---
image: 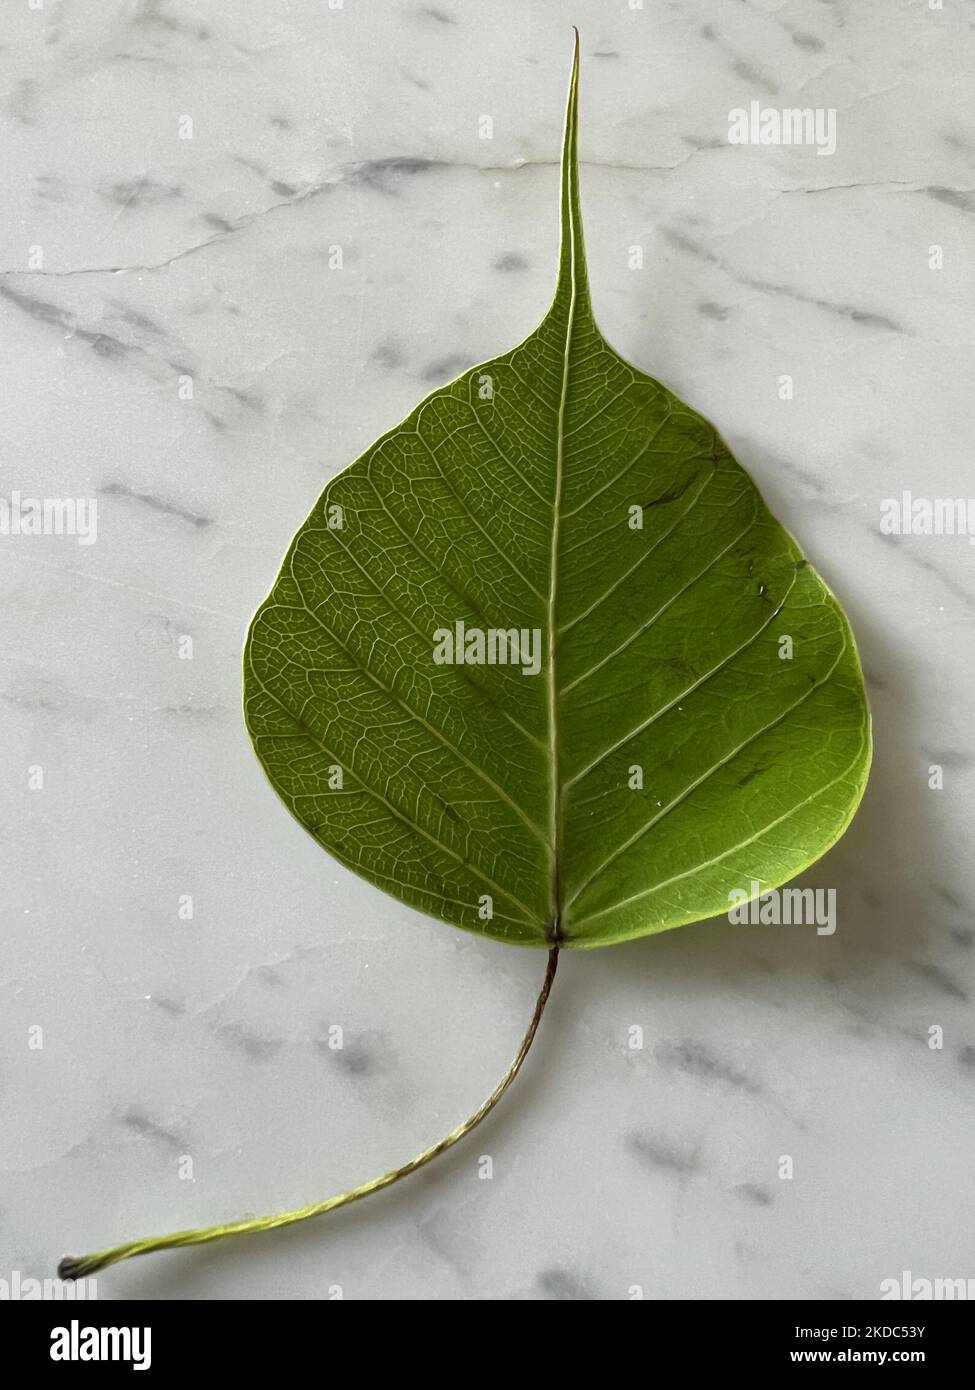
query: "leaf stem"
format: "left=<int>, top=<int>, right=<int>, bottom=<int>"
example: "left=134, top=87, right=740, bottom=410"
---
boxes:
left=58, top=947, right=559, bottom=1281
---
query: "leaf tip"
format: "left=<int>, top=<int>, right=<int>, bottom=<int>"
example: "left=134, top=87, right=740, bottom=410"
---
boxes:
left=555, top=22, right=588, bottom=308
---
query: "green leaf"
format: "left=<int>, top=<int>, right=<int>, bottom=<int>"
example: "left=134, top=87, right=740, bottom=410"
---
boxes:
left=243, top=34, right=871, bottom=950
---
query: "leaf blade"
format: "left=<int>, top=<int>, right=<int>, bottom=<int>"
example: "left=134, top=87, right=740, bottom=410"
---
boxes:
left=244, top=34, right=870, bottom=949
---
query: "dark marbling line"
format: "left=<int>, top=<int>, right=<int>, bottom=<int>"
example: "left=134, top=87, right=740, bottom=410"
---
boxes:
left=656, top=1039, right=762, bottom=1093
left=99, top=482, right=215, bottom=529
left=627, top=1132, right=700, bottom=1175
left=659, top=227, right=910, bottom=335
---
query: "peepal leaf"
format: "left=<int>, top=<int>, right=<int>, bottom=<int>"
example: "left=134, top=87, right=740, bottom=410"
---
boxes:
left=243, top=40, right=870, bottom=949
left=59, top=34, right=872, bottom=1286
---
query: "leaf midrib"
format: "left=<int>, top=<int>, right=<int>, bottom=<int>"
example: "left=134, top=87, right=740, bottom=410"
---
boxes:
left=547, top=51, right=585, bottom=942
left=547, top=296, right=571, bottom=942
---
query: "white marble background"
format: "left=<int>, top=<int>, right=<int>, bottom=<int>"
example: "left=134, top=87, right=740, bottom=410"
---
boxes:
left=1, top=0, right=973, bottom=1301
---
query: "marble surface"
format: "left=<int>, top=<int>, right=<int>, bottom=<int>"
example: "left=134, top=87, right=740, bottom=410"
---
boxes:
left=2, top=0, right=974, bottom=1302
